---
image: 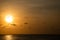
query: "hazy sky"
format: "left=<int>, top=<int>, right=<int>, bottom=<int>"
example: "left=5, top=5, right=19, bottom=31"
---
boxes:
left=0, top=0, right=60, bottom=34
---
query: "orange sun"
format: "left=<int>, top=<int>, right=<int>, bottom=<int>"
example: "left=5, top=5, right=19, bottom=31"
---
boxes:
left=5, top=14, right=13, bottom=24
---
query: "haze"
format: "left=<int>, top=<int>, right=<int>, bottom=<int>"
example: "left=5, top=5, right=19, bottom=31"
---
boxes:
left=0, top=0, right=60, bottom=34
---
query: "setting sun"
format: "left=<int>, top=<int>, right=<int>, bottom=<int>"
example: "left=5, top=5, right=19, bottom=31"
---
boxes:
left=5, top=14, right=13, bottom=23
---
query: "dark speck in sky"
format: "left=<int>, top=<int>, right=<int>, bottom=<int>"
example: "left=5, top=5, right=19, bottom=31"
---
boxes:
left=24, top=22, right=28, bottom=24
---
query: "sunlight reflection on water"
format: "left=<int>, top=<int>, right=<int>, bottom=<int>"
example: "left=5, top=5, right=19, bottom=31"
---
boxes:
left=3, top=35, right=14, bottom=40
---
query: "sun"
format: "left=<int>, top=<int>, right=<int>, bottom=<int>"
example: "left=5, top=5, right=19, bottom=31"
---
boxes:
left=5, top=14, right=13, bottom=24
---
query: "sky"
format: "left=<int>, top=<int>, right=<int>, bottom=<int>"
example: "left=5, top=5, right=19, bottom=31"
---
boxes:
left=0, top=0, right=60, bottom=34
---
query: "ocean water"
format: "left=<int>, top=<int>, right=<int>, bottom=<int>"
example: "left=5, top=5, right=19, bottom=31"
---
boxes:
left=0, top=35, right=60, bottom=40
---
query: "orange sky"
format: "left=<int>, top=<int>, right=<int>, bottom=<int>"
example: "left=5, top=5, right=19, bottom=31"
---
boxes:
left=0, top=0, right=60, bottom=34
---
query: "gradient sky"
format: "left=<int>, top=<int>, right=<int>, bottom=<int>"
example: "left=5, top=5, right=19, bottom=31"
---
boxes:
left=0, top=0, right=60, bottom=34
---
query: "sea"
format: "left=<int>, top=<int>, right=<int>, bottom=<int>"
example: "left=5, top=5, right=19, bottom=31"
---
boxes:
left=0, top=34, right=60, bottom=40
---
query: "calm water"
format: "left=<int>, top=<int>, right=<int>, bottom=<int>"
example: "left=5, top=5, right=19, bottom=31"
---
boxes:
left=0, top=35, right=60, bottom=40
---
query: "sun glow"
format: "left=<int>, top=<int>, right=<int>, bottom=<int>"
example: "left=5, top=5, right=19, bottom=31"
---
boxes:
left=5, top=14, right=13, bottom=23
